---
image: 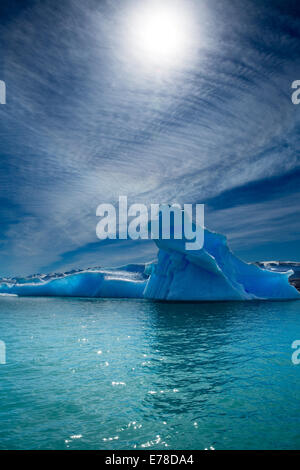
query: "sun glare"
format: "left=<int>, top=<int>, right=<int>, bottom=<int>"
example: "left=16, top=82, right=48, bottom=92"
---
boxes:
left=127, top=1, right=195, bottom=70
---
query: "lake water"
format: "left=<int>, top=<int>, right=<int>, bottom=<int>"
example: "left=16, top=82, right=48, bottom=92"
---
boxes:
left=0, top=296, right=299, bottom=450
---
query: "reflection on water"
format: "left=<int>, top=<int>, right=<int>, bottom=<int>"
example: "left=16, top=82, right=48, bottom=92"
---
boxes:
left=0, top=297, right=299, bottom=449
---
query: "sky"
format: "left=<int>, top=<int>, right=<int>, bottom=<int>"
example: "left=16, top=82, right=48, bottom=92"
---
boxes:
left=0, top=0, right=299, bottom=276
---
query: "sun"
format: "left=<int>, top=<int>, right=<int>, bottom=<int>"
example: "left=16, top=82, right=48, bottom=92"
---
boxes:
left=127, top=1, right=194, bottom=70
left=133, top=6, right=187, bottom=64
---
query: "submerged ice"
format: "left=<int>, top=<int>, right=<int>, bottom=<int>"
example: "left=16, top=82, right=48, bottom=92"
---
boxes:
left=0, top=224, right=299, bottom=301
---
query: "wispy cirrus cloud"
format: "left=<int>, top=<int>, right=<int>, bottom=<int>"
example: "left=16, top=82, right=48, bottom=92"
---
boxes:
left=0, top=0, right=299, bottom=275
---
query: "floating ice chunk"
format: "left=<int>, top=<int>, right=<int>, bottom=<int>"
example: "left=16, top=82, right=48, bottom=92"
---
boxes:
left=144, top=226, right=300, bottom=301
left=0, top=267, right=147, bottom=298
left=0, top=223, right=299, bottom=300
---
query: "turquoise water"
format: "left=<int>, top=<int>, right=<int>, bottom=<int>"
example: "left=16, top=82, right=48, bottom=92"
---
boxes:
left=0, top=297, right=299, bottom=450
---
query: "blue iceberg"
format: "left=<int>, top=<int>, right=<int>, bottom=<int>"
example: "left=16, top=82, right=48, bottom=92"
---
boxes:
left=144, top=229, right=300, bottom=301
left=0, top=221, right=299, bottom=301
left=0, top=267, right=147, bottom=298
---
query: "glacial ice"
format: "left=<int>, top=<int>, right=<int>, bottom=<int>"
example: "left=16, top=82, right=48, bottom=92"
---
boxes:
left=0, top=225, right=299, bottom=301
left=144, top=229, right=300, bottom=300
left=0, top=268, right=147, bottom=298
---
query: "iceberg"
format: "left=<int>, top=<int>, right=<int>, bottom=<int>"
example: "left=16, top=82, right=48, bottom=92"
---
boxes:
left=0, top=218, right=299, bottom=301
left=144, top=229, right=300, bottom=301
left=0, top=267, right=147, bottom=299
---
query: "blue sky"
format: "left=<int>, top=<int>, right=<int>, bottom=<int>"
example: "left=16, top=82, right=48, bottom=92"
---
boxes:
left=0, top=0, right=299, bottom=276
